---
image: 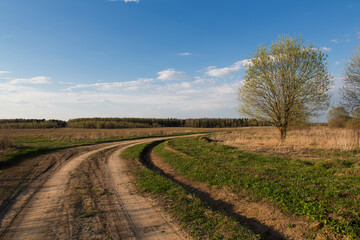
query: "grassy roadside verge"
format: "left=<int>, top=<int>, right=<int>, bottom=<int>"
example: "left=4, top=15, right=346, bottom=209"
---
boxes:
left=0, top=131, right=208, bottom=168
left=154, top=136, right=360, bottom=239
left=121, top=142, right=259, bottom=240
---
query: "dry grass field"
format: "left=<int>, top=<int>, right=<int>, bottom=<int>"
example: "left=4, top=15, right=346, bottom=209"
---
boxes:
left=0, top=127, right=206, bottom=142
left=212, top=126, right=360, bottom=161
left=2, top=126, right=358, bottom=164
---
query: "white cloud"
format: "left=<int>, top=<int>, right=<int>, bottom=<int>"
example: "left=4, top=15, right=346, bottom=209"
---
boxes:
left=0, top=83, right=28, bottom=93
left=0, top=68, right=245, bottom=119
left=193, top=76, right=215, bottom=84
left=157, top=68, right=190, bottom=81
left=65, top=78, right=154, bottom=91
left=180, top=82, right=192, bottom=88
left=205, top=59, right=250, bottom=78
left=330, top=39, right=338, bottom=44
left=0, top=71, right=10, bottom=74
left=321, top=47, right=331, bottom=52
left=59, top=81, right=75, bottom=85
left=0, top=76, right=242, bottom=119
left=177, top=52, right=192, bottom=56
left=9, top=76, right=52, bottom=84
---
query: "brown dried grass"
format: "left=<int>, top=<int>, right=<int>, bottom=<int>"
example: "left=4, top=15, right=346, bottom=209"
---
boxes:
left=0, top=127, right=219, bottom=142
left=212, top=126, right=360, bottom=160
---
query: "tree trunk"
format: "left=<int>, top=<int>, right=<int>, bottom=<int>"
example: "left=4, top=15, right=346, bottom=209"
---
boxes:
left=279, top=127, right=287, bottom=141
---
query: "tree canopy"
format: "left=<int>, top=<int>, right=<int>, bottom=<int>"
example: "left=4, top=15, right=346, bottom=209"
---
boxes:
left=238, top=35, right=332, bottom=139
left=341, top=44, right=360, bottom=112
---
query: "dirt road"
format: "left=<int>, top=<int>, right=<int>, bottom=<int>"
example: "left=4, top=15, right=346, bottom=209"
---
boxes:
left=0, top=138, right=191, bottom=240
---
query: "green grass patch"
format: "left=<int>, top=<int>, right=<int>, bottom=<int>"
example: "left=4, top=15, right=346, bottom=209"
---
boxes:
left=121, top=143, right=258, bottom=240
left=121, top=143, right=150, bottom=160
left=153, top=136, right=360, bottom=239
left=81, top=212, right=96, bottom=218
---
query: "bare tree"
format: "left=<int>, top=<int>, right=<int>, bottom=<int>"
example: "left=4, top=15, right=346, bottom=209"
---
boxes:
left=238, top=35, right=332, bottom=140
left=352, top=106, right=360, bottom=118
left=341, top=45, right=360, bottom=112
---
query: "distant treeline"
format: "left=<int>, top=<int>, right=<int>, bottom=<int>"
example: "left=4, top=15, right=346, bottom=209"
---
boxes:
left=67, top=117, right=270, bottom=129
left=184, top=118, right=266, bottom=128
left=67, top=118, right=183, bottom=128
left=0, top=119, right=67, bottom=129
left=0, top=117, right=270, bottom=129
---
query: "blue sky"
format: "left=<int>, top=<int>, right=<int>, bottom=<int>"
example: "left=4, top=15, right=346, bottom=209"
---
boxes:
left=0, top=0, right=359, bottom=120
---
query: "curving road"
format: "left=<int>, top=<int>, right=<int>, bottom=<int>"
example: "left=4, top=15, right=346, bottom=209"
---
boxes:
left=0, top=137, right=193, bottom=240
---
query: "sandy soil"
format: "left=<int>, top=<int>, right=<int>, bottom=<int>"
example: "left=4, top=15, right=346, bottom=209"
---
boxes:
left=0, top=138, right=191, bottom=240
left=105, top=145, right=188, bottom=239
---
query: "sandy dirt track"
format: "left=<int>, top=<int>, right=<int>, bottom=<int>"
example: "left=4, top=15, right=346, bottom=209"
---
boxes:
left=0, top=137, right=191, bottom=240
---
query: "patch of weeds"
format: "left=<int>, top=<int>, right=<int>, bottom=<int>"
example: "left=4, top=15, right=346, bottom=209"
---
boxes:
left=81, top=212, right=96, bottom=218
left=297, top=160, right=314, bottom=166
left=287, top=224, right=295, bottom=228
left=302, top=232, right=317, bottom=239
left=99, top=188, right=110, bottom=196
left=341, top=160, right=354, bottom=168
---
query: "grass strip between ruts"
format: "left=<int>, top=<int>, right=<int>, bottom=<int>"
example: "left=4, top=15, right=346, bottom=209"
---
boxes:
left=121, top=142, right=259, bottom=240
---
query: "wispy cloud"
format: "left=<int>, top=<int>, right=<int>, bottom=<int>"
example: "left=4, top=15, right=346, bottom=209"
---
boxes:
left=330, top=39, right=338, bottom=44
left=65, top=78, right=154, bottom=91
left=157, top=68, right=190, bottom=81
left=205, top=59, right=250, bottom=78
left=321, top=47, right=331, bottom=52
left=0, top=71, right=10, bottom=75
left=177, top=52, right=192, bottom=56
left=9, top=76, right=52, bottom=85
left=59, top=81, right=75, bottom=85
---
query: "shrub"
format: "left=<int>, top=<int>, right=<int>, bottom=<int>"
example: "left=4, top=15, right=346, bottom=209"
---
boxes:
left=328, top=117, right=349, bottom=128
left=0, top=136, right=16, bottom=151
